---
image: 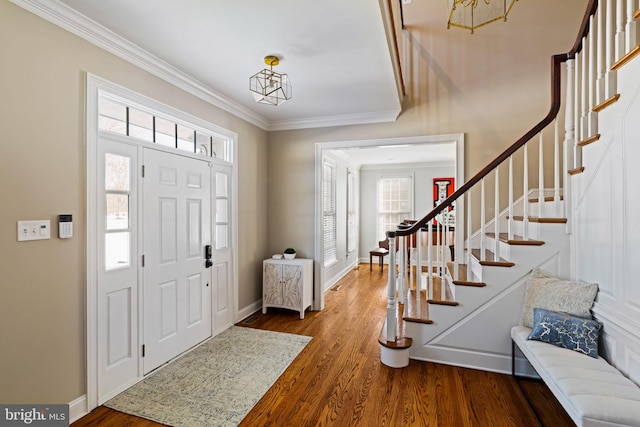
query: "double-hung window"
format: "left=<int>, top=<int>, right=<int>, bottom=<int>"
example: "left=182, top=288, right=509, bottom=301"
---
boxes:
left=377, top=175, right=413, bottom=240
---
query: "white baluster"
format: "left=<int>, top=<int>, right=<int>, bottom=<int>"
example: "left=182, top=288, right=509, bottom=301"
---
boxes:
left=538, top=132, right=544, bottom=219
left=616, top=0, right=626, bottom=60
left=581, top=36, right=588, bottom=140
left=565, top=60, right=576, bottom=234
left=480, top=178, right=486, bottom=261
left=554, top=119, right=561, bottom=217
left=398, top=235, right=405, bottom=305
left=606, top=0, right=619, bottom=99
left=523, top=142, right=530, bottom=239
left=508, top=155, right=514, bottom=240
left=494, top=168, right=500, bottom=261
left=441, top=224, right=446, bottom=301
left=466, top=191, right=472, bottom=280
left=588, top=14, right=599, bottom=137
left=627, top=0, right=640, bottom=51
left=597, top=3, right=606, bottom=104
left=575, top=50, right=584, bottom=169
left=417, top=227, right=423, bottom=294
left=386, top=234, right=397, bottom=343
left=427, top=222, right=433, bottom=300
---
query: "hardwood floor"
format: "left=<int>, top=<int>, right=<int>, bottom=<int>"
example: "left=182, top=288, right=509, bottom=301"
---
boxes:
left=73, top=264, right=573, bottom=426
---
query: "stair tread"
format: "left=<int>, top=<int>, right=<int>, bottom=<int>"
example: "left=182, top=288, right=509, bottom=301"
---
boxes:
left=446, top=262, right=486, bottom=286
left=528, top=195, right=564, bottom=203
left=510, top=215, right=568, bottom=224
left=485, top=232, right=545, bottom=246
left=471, top=248, right=515, bottom=267
left=402, top=290, right=433, bottom=324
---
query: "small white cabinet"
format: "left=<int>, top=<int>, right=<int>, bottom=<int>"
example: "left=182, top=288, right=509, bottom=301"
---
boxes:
left=262, top=258, right=313, bottom=319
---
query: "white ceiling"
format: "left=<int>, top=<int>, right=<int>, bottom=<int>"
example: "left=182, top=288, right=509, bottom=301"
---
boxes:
left=23, top=0, right=404, bottom=131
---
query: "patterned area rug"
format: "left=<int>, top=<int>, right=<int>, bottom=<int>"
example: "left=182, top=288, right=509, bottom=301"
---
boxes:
left=105, top=326, right=311, bottom=427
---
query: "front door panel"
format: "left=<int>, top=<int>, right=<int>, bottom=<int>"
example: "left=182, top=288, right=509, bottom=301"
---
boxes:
left=143, top=149, right=212, bottom=374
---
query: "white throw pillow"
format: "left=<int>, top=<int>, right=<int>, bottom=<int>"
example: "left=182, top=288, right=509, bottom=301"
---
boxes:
left=520, top=269, right=598, bottom=328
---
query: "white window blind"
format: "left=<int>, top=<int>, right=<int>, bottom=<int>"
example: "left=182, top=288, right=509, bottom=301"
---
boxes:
left=347, top=170, right=357, bottom=253
left=323, top=161, right=337, bottom=266
left=377, top=176, right=412, bottom=240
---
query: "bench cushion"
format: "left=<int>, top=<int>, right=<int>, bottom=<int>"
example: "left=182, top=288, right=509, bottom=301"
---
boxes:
left=512, top=325, right=640, bottom=427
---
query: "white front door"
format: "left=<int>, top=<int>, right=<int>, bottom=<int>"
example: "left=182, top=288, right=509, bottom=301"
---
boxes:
left=142, top=148, right=212, bottom=374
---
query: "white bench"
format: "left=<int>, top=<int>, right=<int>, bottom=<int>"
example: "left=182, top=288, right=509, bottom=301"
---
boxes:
left=512, top=325, right=640, bottom=427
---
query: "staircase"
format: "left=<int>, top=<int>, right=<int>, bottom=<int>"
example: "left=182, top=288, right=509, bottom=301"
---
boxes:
left=380, top=0, right=640, bottom=371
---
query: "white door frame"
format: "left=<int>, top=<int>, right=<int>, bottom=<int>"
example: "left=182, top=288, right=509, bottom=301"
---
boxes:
left=314, top=134, right=465, bottom=311
left=85, top=73, right=239, bottom=411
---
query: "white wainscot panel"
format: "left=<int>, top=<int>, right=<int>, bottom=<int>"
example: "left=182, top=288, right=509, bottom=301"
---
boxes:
left=575, top=153, right=613, bottom=297
left=623, top=93, right=640, bottom=313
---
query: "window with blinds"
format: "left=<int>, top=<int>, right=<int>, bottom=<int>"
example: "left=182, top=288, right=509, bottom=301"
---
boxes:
left=377, top=175, right=413, bottom=240
left=347, top=170, right=357, bottom=254
left=323, top=161, right=337, bottom=266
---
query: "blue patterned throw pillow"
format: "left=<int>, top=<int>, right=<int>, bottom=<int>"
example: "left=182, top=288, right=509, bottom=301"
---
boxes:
left=527, top=307, right=602, bottom=358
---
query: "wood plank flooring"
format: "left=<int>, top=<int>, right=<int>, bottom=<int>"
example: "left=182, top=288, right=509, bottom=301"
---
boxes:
left=73, top=264, right=573, bottom=427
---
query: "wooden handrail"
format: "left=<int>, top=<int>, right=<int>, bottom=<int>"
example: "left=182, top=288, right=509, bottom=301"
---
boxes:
left=390, top=0, right=599, bottom=239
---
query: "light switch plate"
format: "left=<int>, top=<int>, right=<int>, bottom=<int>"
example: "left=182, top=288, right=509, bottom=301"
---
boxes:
left=17, top=220, right=51, bottom=241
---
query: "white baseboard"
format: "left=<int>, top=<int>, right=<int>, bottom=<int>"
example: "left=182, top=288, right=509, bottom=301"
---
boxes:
left=237, top=300, right=262, bottom=322
left=69, top=395, right=88, bottom=424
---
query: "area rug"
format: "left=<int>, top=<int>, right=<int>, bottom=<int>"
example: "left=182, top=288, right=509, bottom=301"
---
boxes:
left=105, top=326, right=312, bottom=427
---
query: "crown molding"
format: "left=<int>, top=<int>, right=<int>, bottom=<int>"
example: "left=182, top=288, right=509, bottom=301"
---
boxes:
left=10, top=0, right=270, bottom=130
left=11, top=0, right=403, bottom=132
left=267, top=109, right=400, bottom=132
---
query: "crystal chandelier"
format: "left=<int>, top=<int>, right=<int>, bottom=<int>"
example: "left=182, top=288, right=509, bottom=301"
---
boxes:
left=249, top=55, right=292, bottom=106
left=447, top=0, right=518, bottom=34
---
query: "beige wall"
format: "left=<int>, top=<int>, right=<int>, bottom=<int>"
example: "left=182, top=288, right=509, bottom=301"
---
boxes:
left=266, top=0, right=588, bottom=257
left=0, top=1, right=268, bottom=403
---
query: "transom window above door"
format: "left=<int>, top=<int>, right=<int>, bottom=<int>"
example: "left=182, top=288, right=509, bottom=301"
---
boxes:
left=98, top=93, right=232, bottom=162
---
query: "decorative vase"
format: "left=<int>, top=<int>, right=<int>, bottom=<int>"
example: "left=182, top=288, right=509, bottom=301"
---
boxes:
left=284, top=252, right=296, bottom=260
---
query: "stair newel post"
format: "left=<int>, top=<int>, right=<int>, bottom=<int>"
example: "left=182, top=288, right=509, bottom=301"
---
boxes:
left=386, top=231, right=397, bottom=343
left=466, top=191, right=472, bottom=280
left=523, top=142, right=530, bottom=239
left=480, top=178, right=486, bottom=261
left=538, top=131, right=545, bottom=219
left=554, top=119, right=561, bottom=217
left=494, top=167, right=500, bottom=261
left=508, top=156, right=514, bottom=241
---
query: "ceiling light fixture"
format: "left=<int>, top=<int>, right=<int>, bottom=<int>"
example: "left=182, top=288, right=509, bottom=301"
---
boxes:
left=249, top=55, right=292, bottom=106
left=447, top=0, right=517, bottom=34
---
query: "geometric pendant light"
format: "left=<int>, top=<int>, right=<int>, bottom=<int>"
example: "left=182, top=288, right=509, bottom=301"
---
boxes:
left=249, top=55, right=292, bottom=106
left=447, top=0, right=518, bottom=34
